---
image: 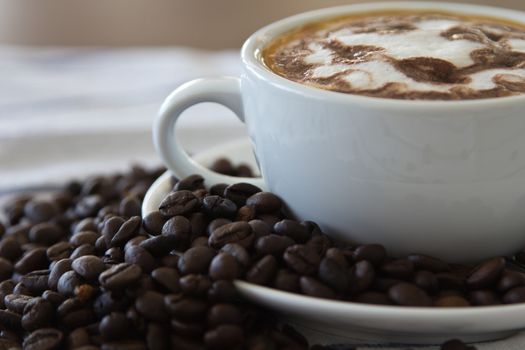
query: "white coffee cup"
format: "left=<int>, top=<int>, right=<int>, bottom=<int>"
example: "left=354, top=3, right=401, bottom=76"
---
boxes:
left=154, top=1, right=525, bottom=263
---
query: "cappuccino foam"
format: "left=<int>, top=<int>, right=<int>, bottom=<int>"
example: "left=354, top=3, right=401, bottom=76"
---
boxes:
left=264, top=12, right=525, bottom=100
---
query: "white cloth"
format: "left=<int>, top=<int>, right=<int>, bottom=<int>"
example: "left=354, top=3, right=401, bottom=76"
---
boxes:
left=0, top=45, right=524, bottom=349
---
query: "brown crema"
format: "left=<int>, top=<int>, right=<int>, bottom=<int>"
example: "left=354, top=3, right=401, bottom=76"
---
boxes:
left=263, top=10, right=525, bottom=100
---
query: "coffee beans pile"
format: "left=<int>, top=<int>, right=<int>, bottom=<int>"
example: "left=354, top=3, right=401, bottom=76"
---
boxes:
left=0, top=161, right=486, bottom=349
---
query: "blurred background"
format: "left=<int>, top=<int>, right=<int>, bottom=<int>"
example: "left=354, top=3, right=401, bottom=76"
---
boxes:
left=1, top=0, right=525, bottom=191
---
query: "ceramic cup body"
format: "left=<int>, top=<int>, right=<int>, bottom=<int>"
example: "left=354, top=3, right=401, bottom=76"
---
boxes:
left=154, top=2, right=525, bottom=263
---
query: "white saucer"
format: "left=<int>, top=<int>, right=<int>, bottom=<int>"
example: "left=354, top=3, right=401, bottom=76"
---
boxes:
left=143, top=138, right=525, bottom=346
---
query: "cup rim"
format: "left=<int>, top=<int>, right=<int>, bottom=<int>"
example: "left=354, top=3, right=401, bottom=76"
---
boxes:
left=241, top=1, right=525, bottom=110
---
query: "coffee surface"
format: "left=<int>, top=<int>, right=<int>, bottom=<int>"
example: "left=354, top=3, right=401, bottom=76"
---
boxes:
left=263, top=11, right=525, bottom=100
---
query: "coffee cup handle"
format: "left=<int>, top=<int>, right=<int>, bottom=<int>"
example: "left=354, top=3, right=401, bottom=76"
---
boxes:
left=153, top=76, right=266, bottom=189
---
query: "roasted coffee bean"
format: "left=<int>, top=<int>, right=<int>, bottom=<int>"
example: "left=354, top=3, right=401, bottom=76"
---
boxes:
left=236, top=163, right=253, bottom=177
left=70, top=244, right=96, bottom=260
left=151, top=267, right=180, bottom=293
left=255, top=234, right=294, bottom=256
left=57, top=271, right=82, bottom=296
left=111, top=216, right=141, bottom=247
left=413, top=270, right=439, bottom=293
left=210, top=183, right=228, bottom=196
left=102, top=217, right=125, bottom=246
left=75, top=195, right=104, bottom=218
left=124, top=235, right=148, bottom=251
left=179, top=274, right=212, bottom=297
left=0, top=280, right=15, bottom=308
left=224, top=183, right=262, bottom=207
left=178, top=246, right=216, bottom=275
left=210, top=159, right=236, bottom=176
left=74, top=218, right=98, bottom=234
left=21, top=270, right=49, bottom=295
left=146, top=323, right=169, bottom=350
left=246, top=192, right=282, bottom=215
left=318, top=257, right=350, bottom=292
left=441, top=339, right=477, bottom=350
left=171, top=318, right=206, bottom=338
left=135, top=291, right=169, bottom=322
left=0, top=237, right=22, bottom=261
left=248, top=220, right=272, bottom=239
left=299, top=277, right=336, bottom=299
left=42, top=290, right=66, bottom=307
left=22, top=297, right=54, bottom=331
left=143, top=211, right=166, bottom=236
left=353, top=244, right=386, bottom=266
left=388, top=282, right=432, bottom=306
left=353, top=291, right=391, bottom=305
left=352, top=260, right=375, bottom=292
left=204, top=324, right=244, bottom=349
left=273, top=269, right=300, bottom=293
left=61, top=307, right=96, bottom=329
left=119, top=196, right=141, bottom=217
left=124, top=246, right=156, bottom=273
left=469, top=290, right=499, bottom=306
left=207, top=218, right=232, bottom=236
left=0, top=309, right=21, bottom=329
left=23, top=328, right=63, bottom=350
left=70, top=231, right=99, bottom=247
left=235, top=206, right=256, bottom=222
left=67, top=327, right=90, bottom=349
left=202, top=196, right=237, bottom=219
left=48, top=259, right=72, bottom=290
left=29, top=223, right=63, bottom=245
left=162, top=215, right=192, bottom=249
left=13, top=282, right=30, bottom=296
left=207, top=304, right=242, bottom=326
left=99, top=263, right=142, bottom=290
left=208, top=280, right=238, bottom=303
left=94, top=291, right=132, bottom=317
left=283, top=245, right=320, bottom=275
left=246, top=255, right=278, bottom=286
left=164, top=294, right=208, bottom=321
left=174, top=175, right=205, bottom=191
left=72, top=255, right=106, bottom=280
left=209, top=222, right=254, bottom=249
left=221, top=244, right=250, bottom=268
left=209, top=253, right=240, bottom=281
left=274, top=220, right=309, bottom=243
left=190, top=236, right=208, bottom=248
left=325, top=248, right=350, bottom=268
left=161, top=255, right=179, bottom=269
left=0, top=257, right=13, bottom=281
left=466, top=257, right=505, bottom=289
left=139, top=235, right=178, bottom=256
left=497, top=270, right=525, bottom=292
left=103, top=247, right=124, bottom=265
left=434, top=295, right=471, bottom=307
left=189, top=212, right=208, bottom=237
left=381, top=259, right=415, bottom=279
left=15, top=248, right=48, bottom=275
left=159, top=191, right=200, bottom=217
left=24, top=200, right=59, bottom=223
left=5, top=294, right=33, bottom=314
left=502, top=286, right=525, bottom=304
left=305, top=235, right=331, bottom=257
left=407, top=254, right=450, bottom=272
left=436, top=273, right=466, bottom=291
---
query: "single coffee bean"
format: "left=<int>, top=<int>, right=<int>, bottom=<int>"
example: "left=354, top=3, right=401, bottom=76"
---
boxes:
left=210, top=159, right=236, bottom=176
left=469, top=290, right=499, bottom=306
left=318, top=257, right=350, bottom=292
left=46, top=242, right=73, bottom=261
left=207, top=304, right=242, bottom=326
left=111, top=216, right=141, bottom=247
left=69, top=244, right=96, bottom=260
left=151, top=267, right=180, bottom=293
left=174, top=175, right=205, bottom=191
left=21, top=270, right=50, bottom=295
left=210, top=183, right=228, bottom=196
left=209, top=222, right=254, bottom=249
left=139, top=235, right=178, bottom=256
left=273, top=269, right=300, bottom=293
left=190, top=236, right=209, bottom=248
left=70, top=231, right=99, bottom=247
left=13, top=282, right=30, bottom=296
left=102, top=217, right=125, bottom=246
left=48, top=259, right=72, bottom=290
left=75, top=195, right=104, bottom=218
left=255, top=234, right=294, bottom=256
left=23, top=328, right=63, bottom=350
left=93, top=292, right=132, bottom=318
left=29, top=223, right=63, bottom=245
left=221, top=244, right=250, bottom=269
left=179, top=274, right=212, bottom=297
left=224, top=183, right=262, bottom=207
left=204, top=324, right=244, bottom=349
left=502, top=286, right=525, bottom=304
left=178, top=246, right=216, bottom=275
left=235, top=205, right=256, bottom=222
left=466, top=257, right=505, bottom=289
left=0, top=237, right=22, bottom=261
left=159, top=191, right=200, bottom=217
left=353, top=291, right=391, bottom=305
left=497, top=270, right=525, bottom=292
left=352, top=260, right=375, bottom=292
left=119, top=196, right=141, bottom=217
left=42, top=290, right=66, bottom=307
left=146, top=323, right=169, bottom=350
left=0, top=257, right=13, bottom=281
left=413, top=270, right=439, bottom=294
left=274, top=220, right=310, bottom=243
left=0, top=309, right=21, bottom=329
left=72, top=255, right=106, bottom=280
left=124, top=245, right=156, bottom=273
left=0, top=280, right=15, bottom=308
left=24, top=200, right=58, bottom=223
left=99, top=263, right=142, bottom=290
left=123, top=235, right=148, bottom=251
left=209, top=253, right=240, bottom=281
left=135, top=291, right=169, bottom=322
left=248, top=220, right=272, bottom=239
left=325, top=248, right=350, bottom=268
left=202, top=196, right=237, bottom=219
left=189, top=212, right=208, bottom=237
left=299, top=277, right=336, bottom=299
left=207, top=218, right=232, bottom=236
left=208, top=280, right=238, bottom=303
left=283, top=245, right=320, bottom=275
left=67, top=327, right=90, bottom=349
left=246, top=192, right=282, bottom=214
left=246, top=255, right=278, bottom=286
left=22, top=297, right=54, bottom=331
left=434, top=295, right=471, bottom=307
left=161, top=255, right=179, bottom=269
left=73, top=218, right=98, bottom=234
left=143, top=211, right=167, bottom=236
left=388, top=282, right=432, bottom=306
left=15, top=248, right=48, bottom=275
left=407, top=254, right=450, bottom=272
left=380, top=259, right=415, bottom=279
left=353, top=244, right=386, bottom=266
left=103, top=247, right=124, bottom=265
left=164, top=294, right=208, bottom=321
left=162, top=216, right=192, bottom=250
left=5, top=294, right=33, bottom=314
left=57, top=271, right=83, bottom=296
left=441, top=339, right=477, bottom=350
left=305, top=235, right=331, bottom=257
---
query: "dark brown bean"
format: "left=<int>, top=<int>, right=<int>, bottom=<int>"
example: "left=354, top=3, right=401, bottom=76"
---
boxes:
left=23, top=328, right=63, bottom=350
left=246, top=192, right=282, bottom=214
left=413, top=270, right=439, bottom=293
left=135, top=291, right=169, bottom=322
left=381, top=259, right=415, bottom=279
left=274, top=220, right=310, bottom=243
left=273, top=269, right=300, bottom=293
left=469, top=290, right=499, bottom=306
left=143, top=211, right=166, bottom=236
left=407, top=254, right=450, bottom=272
left=178, top=247, right=216, bottom=275
left=159, top=191, right=200, bottom=217
left=246, top=255, right=278, bottom=286
left=497, top=270, right=525, bottom=292
left=151, top=267, right=180, bottom=293
left=99, top=263, right=142, bottom=290
left=388, top=282, right=432, bottom=306
left=434, top=295, right=471, bottom=307
left=283, top=245, right=320, bottom=275
left=353, top=244, right=386, bottom=266
left=110, top=216, right=141, bottom=247
left=224, top=183, right=262, bottom=207
left=72, top=255, right=106, bottom=280
left=204, top=324, right=244, bottom=349
left=502, top=286, right=525, bottom=304
left=209, top=222, right=254, bottom=249
left=299, top=277, right=336, bottom=299
left=164, top=294, right=208, bottom=321
left=124, top=246, right=156, bottom=273
left=29, top=223, right=63, bottom=245
left=209, top=253, right=240, bottom=281
left=255, top=234, right=294, bottom=256
left=318, top=257, right=350, bottom=292
left=15, top=248, right=48, bottom=275
left=174, top=175, right=205, bottom=191
left=22, top=297, right=54, bottom=331
left=466, top=257, right=505, bottom=290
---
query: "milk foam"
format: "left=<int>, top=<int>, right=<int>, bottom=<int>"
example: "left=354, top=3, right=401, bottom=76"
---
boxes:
left=268, top=14, right=525, bottom=99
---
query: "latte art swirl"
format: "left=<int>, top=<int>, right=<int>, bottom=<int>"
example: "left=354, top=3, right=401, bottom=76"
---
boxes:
left=263, top=12, right=525, bottom=100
